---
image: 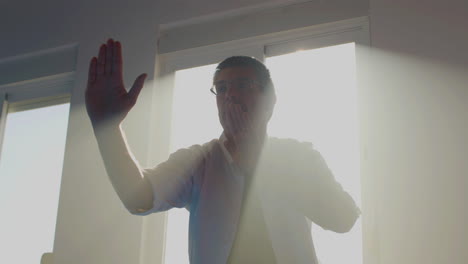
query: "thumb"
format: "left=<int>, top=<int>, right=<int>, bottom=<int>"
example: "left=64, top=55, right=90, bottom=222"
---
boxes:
left=128, top=73, right=147, bottom=102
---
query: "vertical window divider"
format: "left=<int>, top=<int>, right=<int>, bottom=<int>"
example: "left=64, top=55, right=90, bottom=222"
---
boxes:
left=0, top=93, right=9, bottom=161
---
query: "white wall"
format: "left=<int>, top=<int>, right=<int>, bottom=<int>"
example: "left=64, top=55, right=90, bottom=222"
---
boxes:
left=1, top=0, right=467, bottom=263
left=365, top=1, right=468, bottom=263
left=1, top=1, right=162, bottom=263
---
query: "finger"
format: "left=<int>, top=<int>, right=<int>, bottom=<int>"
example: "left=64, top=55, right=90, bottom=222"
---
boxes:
left=235, top=104, right=247, bottom=128
left=232, top=104, right=245, bottom=133
left=225, top=101, right=235, bottom=133
left=97, top=44, right=106, bottom=77
left=113, top=41, right=123, bottom=78
left=244, top=112, right=255, bottom=132
left=228, top=102, right=242, bottom=134
left=128, top=73, right=147, bottom=105
left=105, top=39, right=114, bottom=75
left=87, top=57, right=97, bottom=85
left=243, top=112, right=261, bottom=142
left=239, top=108, right=251, bottom=132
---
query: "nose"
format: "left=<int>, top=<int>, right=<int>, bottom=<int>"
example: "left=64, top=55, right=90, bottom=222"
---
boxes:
left=224, top=83, right=241, bottom=101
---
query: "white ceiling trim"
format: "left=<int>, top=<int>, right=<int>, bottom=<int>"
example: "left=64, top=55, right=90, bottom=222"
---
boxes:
left=159, top=0, right=317, bottom=31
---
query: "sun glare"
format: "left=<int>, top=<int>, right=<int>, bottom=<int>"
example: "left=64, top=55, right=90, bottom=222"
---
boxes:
left=266, top=43, right=362, bottom=264
left=164, top=42, right=362, bottom=264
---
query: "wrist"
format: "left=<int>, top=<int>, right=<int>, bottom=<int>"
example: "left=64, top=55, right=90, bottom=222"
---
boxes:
left=92, top=120, right=121, bottom=140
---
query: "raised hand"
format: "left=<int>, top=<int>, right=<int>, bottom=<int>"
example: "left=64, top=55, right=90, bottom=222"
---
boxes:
left=85, top=39, right=147, bottom=129
left=225, top=101, right=253, bottom=138
left=224, top=101, right=266, bottom=172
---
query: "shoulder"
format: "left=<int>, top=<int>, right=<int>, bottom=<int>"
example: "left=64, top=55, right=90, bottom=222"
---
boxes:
left=267, top=137, right=313, bottom=148
left=144, top=139, right=220, bottom=173
left=258, top=137, right=324, bottom=191
left=265, top=137, right=321, bottom=161
left=261, top=137, right=331, bottom=181
left=169, top=139, right=226, bottom=173
left=170, top=139, right=220, bottom=159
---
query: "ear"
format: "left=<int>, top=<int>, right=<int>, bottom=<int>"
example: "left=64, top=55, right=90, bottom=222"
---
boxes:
left=265, top=92, right=277, bottom=121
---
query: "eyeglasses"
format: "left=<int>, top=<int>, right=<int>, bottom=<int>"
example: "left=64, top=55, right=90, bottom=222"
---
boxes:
left=210, top=78, right=262, bottom=96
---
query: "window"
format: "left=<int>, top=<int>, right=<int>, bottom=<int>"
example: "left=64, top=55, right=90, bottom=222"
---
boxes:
left=163, top=43, right=361, bottom=264
left=164, top=64, right=219, bottom=264
left=0, top=98, right=70, bottom=263
left=266, top=43, right=361, bottom=264
left=156, top=17, right=368, bottom=264
left=0, top=69, right=72, bottom=263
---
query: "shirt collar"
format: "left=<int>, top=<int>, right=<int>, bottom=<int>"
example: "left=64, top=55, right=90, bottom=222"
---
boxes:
left=219, top=132, right=235, bottom=164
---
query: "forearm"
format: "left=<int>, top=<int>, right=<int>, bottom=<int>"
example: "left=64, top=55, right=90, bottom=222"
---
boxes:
left=297, top=186, right=360, bottom=233
left=93, top=123, right=153, bottom=214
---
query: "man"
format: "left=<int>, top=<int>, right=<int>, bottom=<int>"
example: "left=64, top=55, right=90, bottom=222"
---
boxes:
left=86, top=39, right=360, bottom=264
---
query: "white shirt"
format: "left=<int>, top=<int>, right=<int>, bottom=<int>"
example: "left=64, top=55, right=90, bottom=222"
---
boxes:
left=141, top=135, right=360, bottom=264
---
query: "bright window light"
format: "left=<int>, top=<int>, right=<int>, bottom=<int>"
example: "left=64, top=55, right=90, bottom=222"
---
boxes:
left=165, top=42, right=362, bottom=264
left=165, top=64, right=220, bottom=264
left=0, top=103, right=70, bottom=263
left=266, top=42, right=362, bottom=264
left=170, top=64, right=222, bottom=151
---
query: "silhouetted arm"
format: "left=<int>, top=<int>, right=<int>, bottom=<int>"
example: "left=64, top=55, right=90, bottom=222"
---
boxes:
left=295, top=149, right=360, bottom=233
left=85, top=39, right=152, bottom=214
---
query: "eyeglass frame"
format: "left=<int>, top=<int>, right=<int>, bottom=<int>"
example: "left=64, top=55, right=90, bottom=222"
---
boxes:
left=210, top=78, right=263, bottom=96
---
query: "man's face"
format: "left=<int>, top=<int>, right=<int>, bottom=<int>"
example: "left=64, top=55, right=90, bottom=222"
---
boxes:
left=214, top=66, right=273, bottom=136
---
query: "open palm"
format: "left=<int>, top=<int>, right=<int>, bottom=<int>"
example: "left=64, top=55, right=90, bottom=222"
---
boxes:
left=85, top=39, right=147, bottom=128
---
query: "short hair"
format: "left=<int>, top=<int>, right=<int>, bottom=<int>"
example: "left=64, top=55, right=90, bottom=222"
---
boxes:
left=214, top=56, right=275, bottom=95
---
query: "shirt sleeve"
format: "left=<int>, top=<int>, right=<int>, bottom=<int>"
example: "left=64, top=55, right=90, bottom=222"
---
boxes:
left=292, top=145, right=361, bottom=233
left=265, top=139, right=360, bottom=233
left=140, top=144, right=205, bottom=214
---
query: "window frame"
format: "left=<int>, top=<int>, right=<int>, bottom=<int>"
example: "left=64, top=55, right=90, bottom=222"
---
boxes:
left=0, top=71, right=73, bottom=263
left=147, top=15, right=371, bottom=264
left=0, top=72, right=73, bottom=157
left=158, top=16, right=369, bottom=73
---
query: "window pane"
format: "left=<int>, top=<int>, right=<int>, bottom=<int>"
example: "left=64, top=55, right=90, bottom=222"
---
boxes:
left=0, top=103, right=70, bottom=263
left=164, top=42, right=362, bottom=264
left=170, top=64, right=222, bottom=151
left=165, top=64, right=219, bottom=264
left=266, top=42, right=362, bottom=264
